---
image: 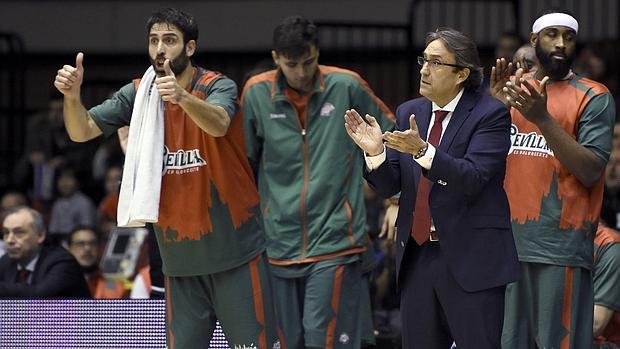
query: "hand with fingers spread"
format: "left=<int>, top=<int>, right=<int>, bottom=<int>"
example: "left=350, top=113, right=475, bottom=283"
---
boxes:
left=155, top=59, right=187, bottom=104
left=54, top=52, right=85, bottom=99
left=344, top=109, right=384, bottom=156
left=379, top=202, right=398, bottom=245
left=490, top=58, right=513, bottom=105
left=383, top=114, right=427, bottom=155
left=515, top=57, right=530, bottom=73
left=503, top=68, right=551, bottom=125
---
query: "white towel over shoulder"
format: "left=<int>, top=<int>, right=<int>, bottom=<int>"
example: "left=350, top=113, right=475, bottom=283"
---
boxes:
left=117, top=66, right=164, bottom=227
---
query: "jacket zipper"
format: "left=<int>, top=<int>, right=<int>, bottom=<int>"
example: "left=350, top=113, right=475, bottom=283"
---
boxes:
left=282, top=90, right=313, bottom=261
left=299, top=124, right=309, bottom=260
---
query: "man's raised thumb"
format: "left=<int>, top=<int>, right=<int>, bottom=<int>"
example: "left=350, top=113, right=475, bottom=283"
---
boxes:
left=164, top=59, right=175, bottom=77
left=76, top=52, right=84, bottom=71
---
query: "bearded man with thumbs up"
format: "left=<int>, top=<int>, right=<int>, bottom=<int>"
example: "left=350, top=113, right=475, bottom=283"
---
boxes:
left=53, top=7, right=280, bottom=349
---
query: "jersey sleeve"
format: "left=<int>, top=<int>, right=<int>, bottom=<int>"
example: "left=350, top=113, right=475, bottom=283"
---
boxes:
left=577, top=92, right=615, bottom=163
left=594, top=242, right=620, bottom=311
left=88, top=82, right=136, bottom=137
left=205, top=77, right=238, bottom=120
left=240, top=83, right=264, bottom=176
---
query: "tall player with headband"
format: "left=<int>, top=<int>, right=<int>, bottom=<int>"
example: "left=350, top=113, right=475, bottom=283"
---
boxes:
left=491, top=11, right=616, bottom=348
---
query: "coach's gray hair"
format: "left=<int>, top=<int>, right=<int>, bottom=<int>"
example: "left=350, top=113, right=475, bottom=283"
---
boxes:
left=3, top=206, right=46, bottom=235
left=425, top=27, right=484, bottom=91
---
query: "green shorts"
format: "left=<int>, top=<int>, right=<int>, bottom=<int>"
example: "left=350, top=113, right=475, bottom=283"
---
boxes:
left=502, top=262, right=593, bottom=349
left=358, top=272, right=375, bottom=347
left=165, top=253, right=281, bottom=349
left=270, top=258, right=363, bottom=349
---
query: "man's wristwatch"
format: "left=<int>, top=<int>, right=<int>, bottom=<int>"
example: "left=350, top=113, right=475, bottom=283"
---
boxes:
left=414, top=143, right=429, bottom=159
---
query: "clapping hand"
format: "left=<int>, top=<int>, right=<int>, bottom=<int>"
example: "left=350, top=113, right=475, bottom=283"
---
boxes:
left=344, top=109, right=384, bottom=156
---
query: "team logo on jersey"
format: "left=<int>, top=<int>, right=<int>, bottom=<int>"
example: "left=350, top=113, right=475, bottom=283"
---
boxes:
left=162, top=146, right=206, bottom=175
left=272, top=340, right=281, bottom=349
left=320, top=102, right=336, bottom=117
left=509, top=124, right=554, bottom=158
left=338, top=332, right=350, bottom=344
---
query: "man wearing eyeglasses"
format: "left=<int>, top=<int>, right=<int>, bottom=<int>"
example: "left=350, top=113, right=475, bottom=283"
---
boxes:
left=345, top=27, right=520, bottom=348
left=67, top=226, right=127, bottom=299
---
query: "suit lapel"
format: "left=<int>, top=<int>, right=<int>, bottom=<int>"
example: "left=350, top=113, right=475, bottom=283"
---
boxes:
left=6, top=260, right=18, bottom=283
left=438, top=91, right=478, bottom=152
left=416, top=100, right=433, bottom=142
left=31, top=247, right=48, bottom=284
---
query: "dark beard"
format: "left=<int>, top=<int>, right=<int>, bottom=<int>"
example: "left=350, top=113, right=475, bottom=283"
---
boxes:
left=535, top=42, right=574, bottom=80
left=150, top=48, right=191, bottom=77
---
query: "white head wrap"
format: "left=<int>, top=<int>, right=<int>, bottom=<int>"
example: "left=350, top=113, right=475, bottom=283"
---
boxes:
left=532, top=13, right=578, bottom=34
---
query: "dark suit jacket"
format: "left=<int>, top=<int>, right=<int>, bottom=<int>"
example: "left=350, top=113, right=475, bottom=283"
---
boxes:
left=365, top=90, right=520, bottom=292
left=0, top=244, right=91, bottom=298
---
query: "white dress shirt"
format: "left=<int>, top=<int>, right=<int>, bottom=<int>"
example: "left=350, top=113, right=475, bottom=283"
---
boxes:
left=365, top=88, right=464, bottom=170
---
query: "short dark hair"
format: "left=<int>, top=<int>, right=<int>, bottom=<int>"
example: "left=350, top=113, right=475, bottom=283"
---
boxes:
left=67, top=226, right=100, bottom=246
left=273, top=15, right=318, bottom=59
left=146, top=8, right=198, bottom=44
left=425, top=28, right=484, bottom=91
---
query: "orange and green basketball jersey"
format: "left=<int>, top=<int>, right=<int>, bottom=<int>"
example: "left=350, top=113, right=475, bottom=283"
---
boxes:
left=594, top=225, right=620, bottom=345
left=504, top=73, right=615, bottom=269
left=89, top=66, right=264, bottom=276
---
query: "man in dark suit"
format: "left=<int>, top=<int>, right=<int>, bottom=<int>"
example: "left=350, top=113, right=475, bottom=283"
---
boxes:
left=344, top=28, right=520, bottom=349
left=0, top=206, right=90, bottom=298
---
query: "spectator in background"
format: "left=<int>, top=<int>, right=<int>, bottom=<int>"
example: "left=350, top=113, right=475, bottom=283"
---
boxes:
left=482, top=32, right=524, bottom=94
left=512, top=44, right=538, bottom=74
left=1, top=191, right=28, bottom=211
left=97, top=165, right=122, bottom=243
left=495, top=32, right=523, bottom=64
left=91, top=133, right=125, bottom=184
left=574, top=45, right=608, bottom=85
left=0, top=191, right=28, bottom=258
left=48, top=168, right=96, bottom=244
left=12, top=91, right=98, bottom=212
left=603, top=123, right=620, bottom=229
left=0, top=206, right=90, bottom=298
left=67, top=226, right=127, bottom=299
left=593, top=222, right=620, bottom=348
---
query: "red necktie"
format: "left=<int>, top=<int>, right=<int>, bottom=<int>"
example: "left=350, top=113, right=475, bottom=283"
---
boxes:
left=17, top=269, right=30, bottom=284
left=411, top=110, right=449, bottom=245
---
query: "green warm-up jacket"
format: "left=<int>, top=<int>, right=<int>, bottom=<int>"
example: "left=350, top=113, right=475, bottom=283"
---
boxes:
left=241, top=65, right=395, bottom=265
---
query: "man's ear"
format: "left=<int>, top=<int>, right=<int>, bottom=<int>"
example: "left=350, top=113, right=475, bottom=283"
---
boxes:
left=37, top=232, right=46, bottom=245
left=186, top=40, right=197, bottom=57
left=271, top=50, right=279, bottom=66
left=458, top=67, right=470, bottom=85
left=529, top=32, right=538, bottom=47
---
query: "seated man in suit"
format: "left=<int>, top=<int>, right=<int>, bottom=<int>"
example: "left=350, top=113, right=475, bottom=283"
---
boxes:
left=0, top=206, right=90, bottom=298
left=345, top=27, right=520, bottom=348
